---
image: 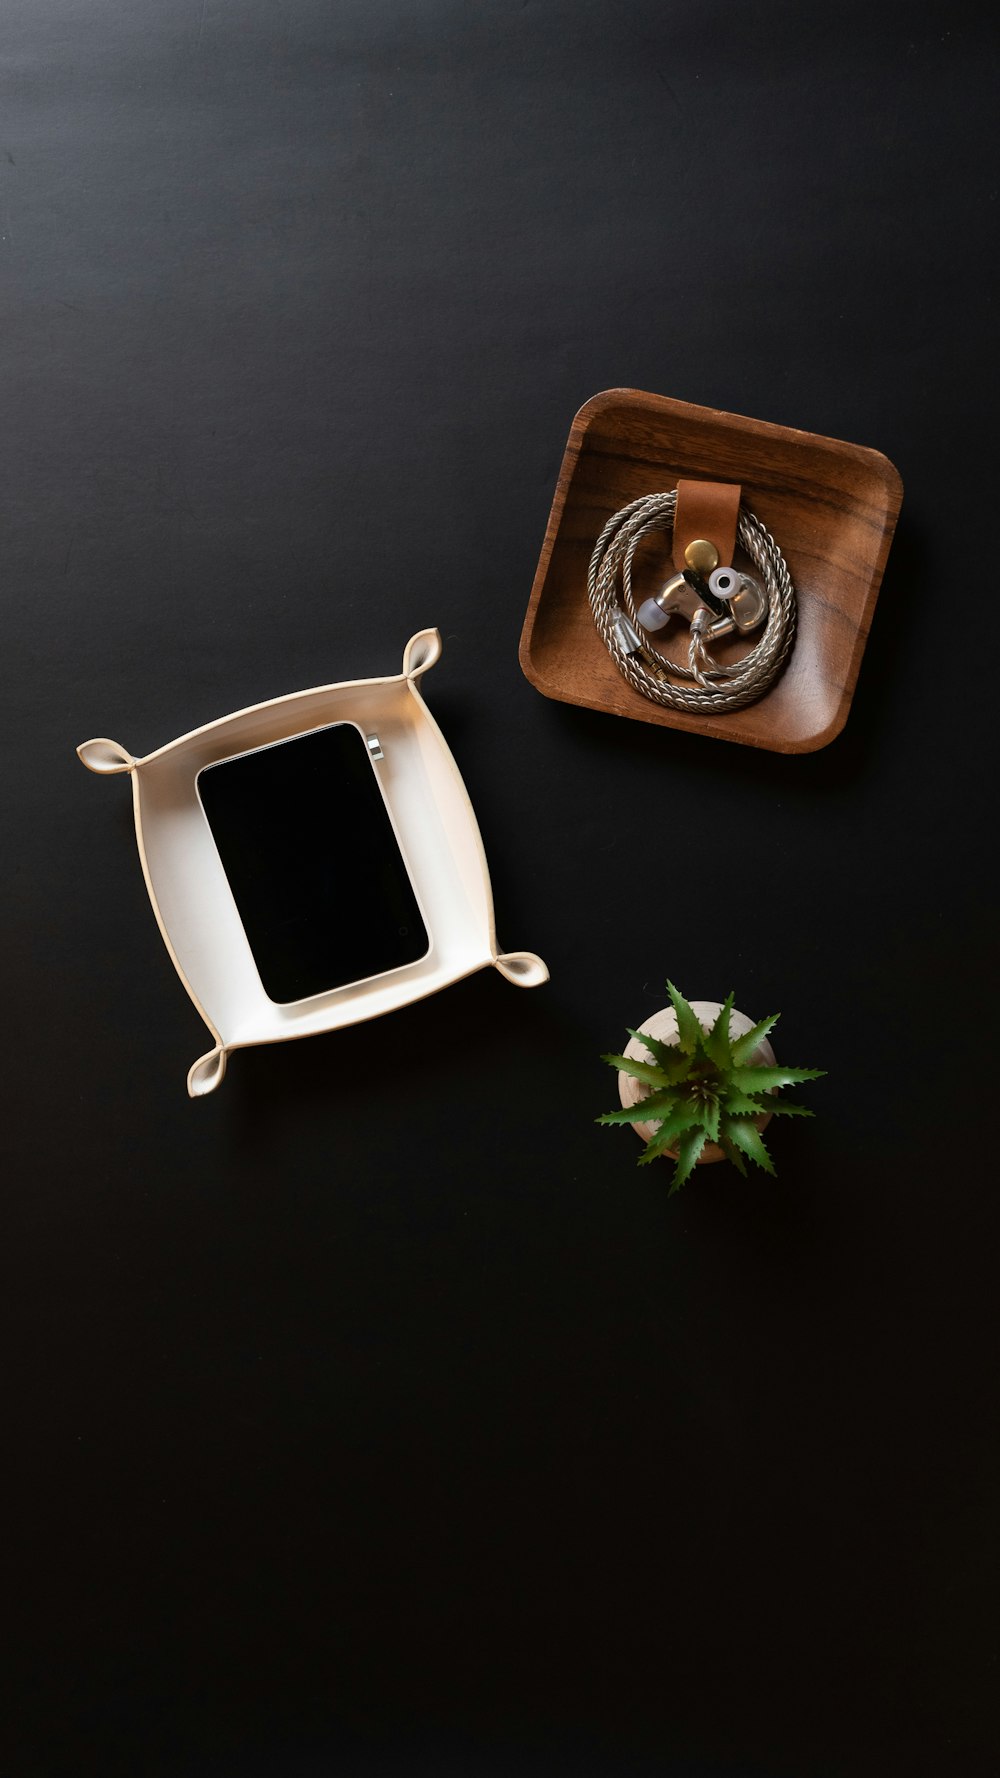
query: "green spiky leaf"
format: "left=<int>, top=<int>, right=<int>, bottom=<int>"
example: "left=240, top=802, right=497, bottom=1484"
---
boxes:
left=730, top=1013, right=781, bottom=1065
left=666, top=981, right=702, bottom=1055
left=702, top=992, right=735, bottom=1071
left=624, top=1027, right=678, bottom=1070
left=669, top=1125, right=708, bottom=1192
left=601, top=1053, right=668, bottom=1089
left=637, top=1101, right=704, bottom=1162
left=721, top=1116, right=776, bottom=1175
left=719, top=1136, right=748, bottom=1178
left=719, top=1091, right=772, bottom=1118
left=624, top=1033, right=692, bottom=1086
left=596, top=1090, right=681, bottom=1125
left=732, top=1064, right=827, bottom=1093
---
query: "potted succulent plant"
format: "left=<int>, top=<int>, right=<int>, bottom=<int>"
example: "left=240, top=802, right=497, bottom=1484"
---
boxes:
left=599, top=982, right=825, bottom=1192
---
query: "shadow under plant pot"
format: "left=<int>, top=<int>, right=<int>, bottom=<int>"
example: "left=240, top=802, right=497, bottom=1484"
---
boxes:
left=619, top=1000, right=776, bottom=1163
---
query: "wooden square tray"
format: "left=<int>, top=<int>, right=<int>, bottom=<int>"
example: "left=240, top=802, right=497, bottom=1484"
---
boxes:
left=519, top=389, right=902, bottom=753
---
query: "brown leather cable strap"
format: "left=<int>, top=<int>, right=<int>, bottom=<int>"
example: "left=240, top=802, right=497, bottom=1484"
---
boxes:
left=672, top=479, right=741, bottom=572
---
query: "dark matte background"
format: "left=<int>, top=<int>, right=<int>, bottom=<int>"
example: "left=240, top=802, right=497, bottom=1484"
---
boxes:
left=3, top=4, right=997, bottom=1775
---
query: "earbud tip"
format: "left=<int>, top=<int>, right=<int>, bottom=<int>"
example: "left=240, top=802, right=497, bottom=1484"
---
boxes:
left=708, top=567, right=739, bottom=600
left=637, top=598, right=669, bottom=633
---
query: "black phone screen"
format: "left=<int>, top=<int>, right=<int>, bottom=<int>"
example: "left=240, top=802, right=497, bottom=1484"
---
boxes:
left=196, top=723, right=429, bottom=1004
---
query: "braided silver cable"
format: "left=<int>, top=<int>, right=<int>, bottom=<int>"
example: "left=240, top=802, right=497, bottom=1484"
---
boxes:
left=588, top=491, right=796, bottom=713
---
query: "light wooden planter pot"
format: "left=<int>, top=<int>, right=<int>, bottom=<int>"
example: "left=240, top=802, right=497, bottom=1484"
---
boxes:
left=618, top=999, right=777, bottom=1165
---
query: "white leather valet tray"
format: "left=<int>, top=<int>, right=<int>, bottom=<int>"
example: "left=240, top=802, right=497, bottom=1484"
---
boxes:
left=78, top=629, right=547, bottom=1096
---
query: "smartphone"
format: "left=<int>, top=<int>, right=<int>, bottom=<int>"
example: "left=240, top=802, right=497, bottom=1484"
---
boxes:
left=196, top=722, right=429, bottom=1004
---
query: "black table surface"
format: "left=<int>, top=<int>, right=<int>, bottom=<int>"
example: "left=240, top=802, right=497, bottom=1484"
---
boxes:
left=4, top=4, right=998, bottom=1775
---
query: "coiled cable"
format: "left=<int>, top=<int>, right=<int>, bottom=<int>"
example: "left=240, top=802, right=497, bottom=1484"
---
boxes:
left=588, top=490, right=797, bottom=713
